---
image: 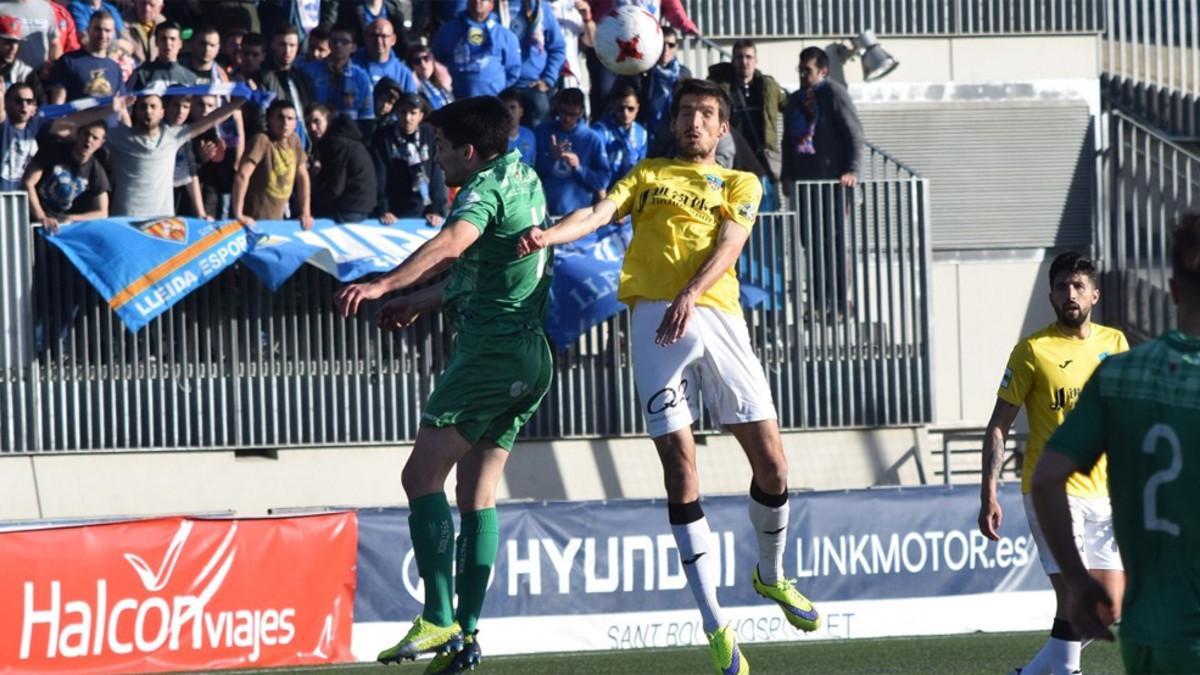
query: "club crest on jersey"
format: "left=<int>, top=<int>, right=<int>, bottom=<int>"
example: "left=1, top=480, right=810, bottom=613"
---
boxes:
left=704, top=174, right=724, bottom=191
left=737, top=202, right=757, bottom=221
left=131, top=217, right=187, bottom=243
left=1000, top=367, right=1013, bottom=389
left=1098, top=352, right=1110, bottom=362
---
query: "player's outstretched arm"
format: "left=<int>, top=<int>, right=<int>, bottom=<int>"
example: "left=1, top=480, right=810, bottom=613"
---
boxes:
left=377, top=278, right=449, bottom=331
left=334, top=219, right=481, bottom=318
left=516, top=199, right=618, bottom=257
left=1032, top=450, right=1116, bottom=642
left=978, top=398, right=1021, bottom=540
left=656, top=219, right=751, bottom=346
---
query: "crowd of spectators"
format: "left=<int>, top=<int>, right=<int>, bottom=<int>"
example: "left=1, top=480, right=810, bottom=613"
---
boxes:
left=0, top=0, right=862, bottom=231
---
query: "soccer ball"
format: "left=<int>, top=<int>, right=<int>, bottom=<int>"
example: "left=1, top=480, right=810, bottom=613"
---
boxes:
left=594, top=6, right=664, bottom=76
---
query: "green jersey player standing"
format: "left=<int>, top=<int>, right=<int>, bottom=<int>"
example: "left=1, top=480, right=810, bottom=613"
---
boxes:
left=1033, top=214, right=1200, bottom=674
left=335, top=96, right=553, bottom=675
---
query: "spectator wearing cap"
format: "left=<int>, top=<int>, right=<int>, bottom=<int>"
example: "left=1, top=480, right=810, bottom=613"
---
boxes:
left=127, top=21, right=197, bottom=89
left=352, top=18, right=416, bottom=92
left=310, top=112, right=377, bottom=223
left=499, top=86, right=533, bottom=164
left=406, top=43, right=451, bottom=111
left=0, top=79, right=116, bottom=191
left=23, top=119, right=108, bottom=232
left=431, top=0, right=519, bottom=99
left=46, top=10, right=123, bottom=103
left=119, top=0, right=163, bottom=66
left=231, top=99, right=313, bottom=228
left=0, top=0, right=62, bottom=70
left=370, top=85, right=445, bottom=226
left=301, top=24, right=374, bottom=135
left=107, top=92, right=244, bottom=216
left=67, top=0, right=122, bottom=44
left=502, top=0, right=565, bottom=127
left=0, top=16, right=42, bottom=101
left=533, top=86, right=608, bottom=217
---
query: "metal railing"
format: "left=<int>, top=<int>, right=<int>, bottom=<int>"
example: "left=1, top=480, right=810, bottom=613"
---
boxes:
left=0, top=169, right=931, bottom=451
left=1101, top=108, right=1188, bottom=340
left=681, top=0, right=1103, bottom=38
left=1102, top=0, right=1200, bottom=137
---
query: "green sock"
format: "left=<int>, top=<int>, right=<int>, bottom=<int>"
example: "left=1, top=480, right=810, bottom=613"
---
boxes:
left=408, top=492, right=456, bottom=626
left=454, top=508, right=499, bottom=634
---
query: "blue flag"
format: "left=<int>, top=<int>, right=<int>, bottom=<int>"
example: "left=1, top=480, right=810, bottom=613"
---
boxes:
left=42, top=217, right=250, bottom=332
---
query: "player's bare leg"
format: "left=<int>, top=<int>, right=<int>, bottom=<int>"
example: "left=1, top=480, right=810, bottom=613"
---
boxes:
left=729, top=420, right=820, bottom=631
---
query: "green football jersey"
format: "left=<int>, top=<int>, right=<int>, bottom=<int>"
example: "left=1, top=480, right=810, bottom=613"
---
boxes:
left=1048, top=330, right=1200, bottom=650
left=442, top=150, right=552, bottom=336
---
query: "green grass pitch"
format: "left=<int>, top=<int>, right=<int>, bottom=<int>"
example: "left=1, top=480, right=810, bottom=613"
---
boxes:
left=237, top=631, right=1126, bottom=674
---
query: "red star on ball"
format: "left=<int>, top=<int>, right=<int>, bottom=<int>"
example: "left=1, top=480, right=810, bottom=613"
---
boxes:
left=616, top=36, right=643, bottom=62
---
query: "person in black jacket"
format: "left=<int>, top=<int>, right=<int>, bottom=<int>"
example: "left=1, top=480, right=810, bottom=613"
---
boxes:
left=370, top=82, right=447, bottom=225
left=311, top=113, right=377, bottom=222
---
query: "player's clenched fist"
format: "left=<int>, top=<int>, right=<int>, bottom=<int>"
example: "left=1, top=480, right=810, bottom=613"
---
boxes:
left=334, top=282, right=382, bottom=318
left=377, top=297, right=422, bottom=331
left=515, top=227, right=549, bottom=257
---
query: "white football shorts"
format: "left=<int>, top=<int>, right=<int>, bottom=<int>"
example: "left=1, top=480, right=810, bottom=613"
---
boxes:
left=1023, top=492, right=1124, bottom=575
left=631, top=300, right=778, bottom=438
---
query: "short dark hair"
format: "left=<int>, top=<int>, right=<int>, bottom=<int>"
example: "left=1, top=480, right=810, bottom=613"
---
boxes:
left=732, top=38, right=756, bottom=53
left=554, top=87, right=585, bottom=110
left=497, top=87, right=522, bottom=105
left=274, top=24, right=301, bottom=40
left=308, top=26, right=331, bottom=43
left=4, top=83, right=32, bottom=102
left=1172, top=213, right=1200, bottom=292
left=192, top=24, right=220, bottom=40
left=78, top=119, right=107, bottom=136
left=154, top=21, right=181, bottom=38
left=662, top=25, right=678, bottom=40
left=88, top=9, right=114, bottom=26
left=330, top=25, right=355, bottom=42
left=1048, top=252, right=1098, bottom=287
left=266, top=99, right=296, bottom=117
left=427, top=96, right=512, bottom=160
left=609, top=84, right=638, bottom=103
left=242, top=32, right=266, bottom=50
left=670, top=78, right=731, bottom=123
left=799, top=46, right=828, bottom=70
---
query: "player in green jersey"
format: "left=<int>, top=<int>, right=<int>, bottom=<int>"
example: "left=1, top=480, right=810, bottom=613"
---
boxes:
left=335, top=95, right=554, bottom=675
left=1033, top=213, right=1200, bottom=674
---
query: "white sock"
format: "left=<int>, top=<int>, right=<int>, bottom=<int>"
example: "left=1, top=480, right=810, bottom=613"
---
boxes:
left=1022, top=637, right=1081, bottom=675
left=672, top=516, right=726, bottom=634
left=748, top=491, right=788, bottom=585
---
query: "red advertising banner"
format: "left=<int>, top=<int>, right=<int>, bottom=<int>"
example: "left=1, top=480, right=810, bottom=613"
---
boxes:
left=0, top=512, right=357, bottom=673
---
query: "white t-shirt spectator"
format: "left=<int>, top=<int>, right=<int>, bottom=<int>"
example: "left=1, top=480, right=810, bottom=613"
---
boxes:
left=106, top=123, right=190, bottom=216
left=550, top=0, right=588, bottom=91
left=0, top=0, right=59, bottom=69
left=0, top=115, right=43, bottom=190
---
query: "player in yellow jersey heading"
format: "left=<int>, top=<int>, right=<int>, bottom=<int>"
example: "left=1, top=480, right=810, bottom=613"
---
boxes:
left=978, top=252, right=1129, bottom=675
left=517, top=78, right=817, bottom=675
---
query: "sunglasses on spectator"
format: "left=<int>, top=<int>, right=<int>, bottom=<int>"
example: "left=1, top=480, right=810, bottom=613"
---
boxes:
left=664, top=41, right=678, bottom=48
left=13, top=97, right=36, bottom=105
left=410, top=53, right=432, bottom=62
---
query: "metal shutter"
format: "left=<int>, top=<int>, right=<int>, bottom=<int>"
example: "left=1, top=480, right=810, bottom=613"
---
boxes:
left=858, top=101, right=1094, bottom=250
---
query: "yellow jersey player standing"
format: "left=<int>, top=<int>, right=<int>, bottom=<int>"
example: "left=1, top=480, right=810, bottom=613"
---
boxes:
left=517, top=79, right=819, bottom=675
left=978, top=252, right=1129, bottom=675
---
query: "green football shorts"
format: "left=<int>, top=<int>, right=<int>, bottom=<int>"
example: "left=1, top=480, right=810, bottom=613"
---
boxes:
left=421, top=331, right=553, bottom=450
left=1123, top=639, right=1200, bottom=674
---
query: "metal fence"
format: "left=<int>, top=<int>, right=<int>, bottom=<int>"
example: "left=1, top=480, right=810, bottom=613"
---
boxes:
left=681, top=0, right=1103, bottom=38
left=1101, top=0, right=1200, bottom=137
left=1100, top=108, right=1188, bottom=340
left=0, top=172, right=932, bottom=451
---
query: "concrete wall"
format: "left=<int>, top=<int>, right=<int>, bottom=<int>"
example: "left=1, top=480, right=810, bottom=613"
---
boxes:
left=0, top=427, right=926, bottom=521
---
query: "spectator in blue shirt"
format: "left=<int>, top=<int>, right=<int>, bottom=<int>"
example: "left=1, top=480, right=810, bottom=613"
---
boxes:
left=500, top=86, right=534, bottom=164
left=533, top=87, right=609, bottom=217
left=431, top=0, right=520, bottom=99
left=68, top=0, right=122, bottom=44
left=617, top=25, right=690, bottom=147
left=592, top=84, right=647, bottom=188
left=46, top=10, right=124, bottom=103
left=301, top=25, right=374, bottom=135
left=352, top=18, right=416, bottom=92
left=504, top=0, right=565, bottom=127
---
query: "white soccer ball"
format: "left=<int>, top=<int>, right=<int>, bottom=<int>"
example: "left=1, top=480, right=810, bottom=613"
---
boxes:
left=594, top=6, right=664, bottom=76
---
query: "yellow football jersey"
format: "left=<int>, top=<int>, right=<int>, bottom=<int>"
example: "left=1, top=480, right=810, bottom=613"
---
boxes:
left=997, top=322, right=1129, bottom=496
left=605, top=158, right=762, bottom=315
